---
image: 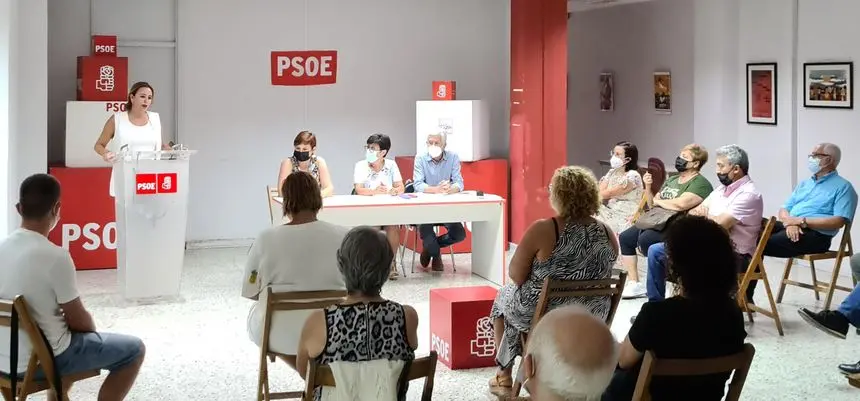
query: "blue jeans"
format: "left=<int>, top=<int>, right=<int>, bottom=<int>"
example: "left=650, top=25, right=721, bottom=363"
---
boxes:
left=418, top=223, right=466, bottom=258
left=645, top=243, right=756, bottom=302
left=837, top=282, right=860, bottom=328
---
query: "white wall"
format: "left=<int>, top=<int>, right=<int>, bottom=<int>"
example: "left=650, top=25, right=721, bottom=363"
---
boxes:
left=568, top=0, right=695, bottom=174
left=178, top=0, right=510, bottom=242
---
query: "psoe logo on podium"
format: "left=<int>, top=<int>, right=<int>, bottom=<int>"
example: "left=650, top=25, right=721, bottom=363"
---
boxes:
left=136, top=173, right=178, bottom=195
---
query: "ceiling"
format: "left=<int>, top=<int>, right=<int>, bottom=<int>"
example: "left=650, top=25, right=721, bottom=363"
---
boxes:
left=568, top=0, right=654, bottom=12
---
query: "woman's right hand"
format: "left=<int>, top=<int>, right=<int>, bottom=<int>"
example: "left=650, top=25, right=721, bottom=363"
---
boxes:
left=643, top=172, right=652, bottom=187
left=102, top=151, right=116, bottom=163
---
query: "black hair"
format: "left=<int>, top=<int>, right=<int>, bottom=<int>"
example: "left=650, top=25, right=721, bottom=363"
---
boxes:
left=665, top=215, right=738, bottom=301
left=18, top=174, right=61, bottom=220
left=366, top=133, right=391, bottom=157
left=616, top=141, right=639, bottom=172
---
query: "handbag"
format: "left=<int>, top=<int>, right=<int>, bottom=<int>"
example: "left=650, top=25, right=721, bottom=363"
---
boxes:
left=634, top=206, right=678, bottom=231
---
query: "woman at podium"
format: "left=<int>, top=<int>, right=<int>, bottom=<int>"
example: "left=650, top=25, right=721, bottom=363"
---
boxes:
left=277, top=131, right=334, bottom=197
left=93, top=81, right=170, bottom=197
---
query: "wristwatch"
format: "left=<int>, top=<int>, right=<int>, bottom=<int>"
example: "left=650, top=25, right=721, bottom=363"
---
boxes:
left=800, top=218, right=808, bottom=229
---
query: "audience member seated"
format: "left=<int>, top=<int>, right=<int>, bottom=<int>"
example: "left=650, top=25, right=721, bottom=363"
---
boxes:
left=296, top=226, right=418, bottom=400
left=0, top=174, right=145, bottom=401
left=413, top=131, right=466, bottom=271
left=798, top=281, right=860, bottom=375
left=597, top=141, right=644, bottom=233
left=764, top=143, right=858, bottom=258
left=277, top=130, right=334, bottom=197
left=354, top=133, right=405, bottom=280
left=509, top=305, right=618, bottom=401
left=242, top=172, right=346, bottom=372
left=602, top=215, right=747, bottom=401
left=618, top=144, right=713, bottom=299
left=488, top=166, right=618, bottom=392
left=643, top=145, right=763, bottom=306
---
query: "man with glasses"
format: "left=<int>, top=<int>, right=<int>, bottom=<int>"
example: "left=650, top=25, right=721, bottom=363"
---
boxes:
left=764, top=143, right=858, bottom=258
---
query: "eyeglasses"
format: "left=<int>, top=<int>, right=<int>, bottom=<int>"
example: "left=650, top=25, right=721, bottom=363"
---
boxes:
left=364, top=146, right=380, bottom=152
left=809, top=153, right=830, bottom=159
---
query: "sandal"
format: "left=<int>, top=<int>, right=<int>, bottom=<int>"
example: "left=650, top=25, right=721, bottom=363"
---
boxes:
left=389, top=264, right=399, bottom=280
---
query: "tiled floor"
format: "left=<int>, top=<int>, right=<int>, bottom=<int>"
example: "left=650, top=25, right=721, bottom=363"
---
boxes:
left=32, top=248, right=860, bottom=400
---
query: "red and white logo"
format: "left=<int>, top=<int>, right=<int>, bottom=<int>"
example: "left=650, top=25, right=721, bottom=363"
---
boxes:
left=271, top=50, right=338, bottom=86
left=136, top=173, right=178, bottom=195
left=92, top=35, right=118, bottom=56
left=97, top=65, right=116, bottom=92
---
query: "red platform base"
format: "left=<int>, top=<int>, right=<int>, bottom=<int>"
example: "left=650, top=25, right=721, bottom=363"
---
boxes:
left=394, top=156, right=510, bottom=254
left=429, top=286, right=499, bottom=370
left=48, top=167, right=116, bottom=270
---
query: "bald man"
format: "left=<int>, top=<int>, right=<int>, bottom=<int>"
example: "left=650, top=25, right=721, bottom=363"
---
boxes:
left=514, top=305, right=617, bottom=401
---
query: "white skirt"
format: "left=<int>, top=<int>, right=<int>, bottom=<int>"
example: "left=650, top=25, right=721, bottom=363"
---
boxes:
left=247, top=302, right=315, bottom=355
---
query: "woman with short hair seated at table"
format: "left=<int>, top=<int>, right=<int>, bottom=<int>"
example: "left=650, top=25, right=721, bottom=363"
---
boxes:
left=597, top=141, right=644, bottom=234
left=487, top=165, right=619, bottom=392
left=618, top=143, right=713, bottom=299
left=277, top=130, right=334, bottom=197
left=354, top=133, right=405, bottom=280
left=602, top=215, right=747, bottom=400
left=296, top=226, right=418, bottom=400
left=242, top=171, right=347, bottom=372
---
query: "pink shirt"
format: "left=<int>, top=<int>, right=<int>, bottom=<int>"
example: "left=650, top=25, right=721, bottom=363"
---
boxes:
left=703, top=176, right=763, bottom=256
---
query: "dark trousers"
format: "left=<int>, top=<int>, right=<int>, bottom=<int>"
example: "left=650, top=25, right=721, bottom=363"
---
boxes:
left=419, top=223, right=466, bottom=258
left=646, top=243, right=756, bottom=303
left=763, top=221, right=833, bottom=258
left=619, top=226, right=663, bottom=256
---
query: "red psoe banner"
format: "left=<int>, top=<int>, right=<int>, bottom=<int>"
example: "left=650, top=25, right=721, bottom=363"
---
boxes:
left=91, top=35, right=118, bottom=56
left=271, top=50, right=338, bottom=86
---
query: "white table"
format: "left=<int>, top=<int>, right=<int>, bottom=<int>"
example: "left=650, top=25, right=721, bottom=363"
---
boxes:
left=275, top=192, right=507, bottom=285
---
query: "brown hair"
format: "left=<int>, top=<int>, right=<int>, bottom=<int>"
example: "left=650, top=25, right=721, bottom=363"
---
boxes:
left=682, top=143, right=709, bottom=169
left=550, top=166, right=601, bottom=219
left=293, top=131, right=317, bottom=148
left=126, top=81, right=154, bottom=111
left=281, top=171, right=322, bottom=217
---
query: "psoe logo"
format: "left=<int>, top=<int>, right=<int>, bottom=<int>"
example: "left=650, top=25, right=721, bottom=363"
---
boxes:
left=436, top=84, right=448, bottom=98
left=97, top=65, right=115, bottom=92
left=469, top=316, right=496, bottom=358
left=430, top=333, right=450, bottom=363
left=136, top=173, right=178, bottom=195
left=271, top=50, right=338, bottom=86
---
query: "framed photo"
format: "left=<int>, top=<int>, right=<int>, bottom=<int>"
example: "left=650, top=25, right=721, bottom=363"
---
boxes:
left=803, top=62, right=853, bottom=109
left=653, top=71, right=671, bottom=114
left=746, top=63, right=778, bottom=125
left=600, top=72, right=614, bottom=111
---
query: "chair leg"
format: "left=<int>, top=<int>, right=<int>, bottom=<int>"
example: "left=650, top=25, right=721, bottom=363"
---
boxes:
left=449, top=245, right=456, bottom=272
left=759, top=268, right=785, bottom=336
left=809, top=260, right=821, bottom=301
left=776, top=258, right=794, bottom=303
left=1, top=387, right=13, bottom=401
left=824, top=252, right=847, bottom=310
left=410, top=229, right=418, bottom=274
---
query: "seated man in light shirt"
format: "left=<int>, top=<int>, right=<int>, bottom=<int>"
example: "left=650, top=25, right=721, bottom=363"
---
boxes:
left=353, top=133, right=405, bottom=279
left=413, top=132, right=466, bottom=271
left=763, top=142, right=857, bottom=258
left=643, top=145, right=763, bottom=305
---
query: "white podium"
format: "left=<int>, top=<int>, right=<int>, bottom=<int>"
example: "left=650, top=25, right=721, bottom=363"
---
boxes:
left=113, top=149, right=196, bottom=301
left=415, top=100, right=489, bottom=161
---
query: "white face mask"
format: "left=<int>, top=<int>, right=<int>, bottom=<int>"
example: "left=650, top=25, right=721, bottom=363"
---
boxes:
left=428, top=145, right=443, bottom=158
left=609, top=156, right=625, bottom=169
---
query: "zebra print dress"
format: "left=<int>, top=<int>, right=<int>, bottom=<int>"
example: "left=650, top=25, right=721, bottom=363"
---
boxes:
left=489, top=218, right=617, bottom=369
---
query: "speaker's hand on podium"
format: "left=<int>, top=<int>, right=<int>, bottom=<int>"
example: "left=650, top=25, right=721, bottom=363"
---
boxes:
left=102, top=151, right=116, bottom=163
left=162, top=143, right=172, bottom=150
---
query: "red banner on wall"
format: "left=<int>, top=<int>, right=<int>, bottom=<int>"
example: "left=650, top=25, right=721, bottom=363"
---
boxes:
left=271, top=50, right=338, bottom=86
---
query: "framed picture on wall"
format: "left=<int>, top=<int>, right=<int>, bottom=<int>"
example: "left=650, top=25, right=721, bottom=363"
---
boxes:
left=803, top=62, right=853, bottom=109
left=653, top=71, right=672, bottom=114
left=746, top=63, right=778, bottom=125
left=600, top=72, right=614, bottom=111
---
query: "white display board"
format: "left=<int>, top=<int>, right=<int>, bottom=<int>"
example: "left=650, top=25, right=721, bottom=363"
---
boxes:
left=415, top=100, right=489, bottom=162
left=65, top=101, right=127, bottom=167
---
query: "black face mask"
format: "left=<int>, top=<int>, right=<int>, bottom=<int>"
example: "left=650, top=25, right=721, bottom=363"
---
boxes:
left=675, top=156, right=690, bottom=172
left=717, top=173, right=733, bottom=186
left=293, top=150, right=311, bottom=162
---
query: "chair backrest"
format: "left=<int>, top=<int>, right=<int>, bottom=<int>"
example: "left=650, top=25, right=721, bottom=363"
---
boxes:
left=0, top=296, right=65, bottom=399
left=631, top=192, right=649, bottom=223
left=261, top=287, right=346, bottom=355
left=837, top=220, right=854, bottom=255
left=647, top=158, right=666, bottom=196
left=531, top=269, right=628, bottom=331
left=303, top=352, right=438, bottom=401
left=266, top=185, right=280, bottom=225
left=632, top=343, right=756, bottom=401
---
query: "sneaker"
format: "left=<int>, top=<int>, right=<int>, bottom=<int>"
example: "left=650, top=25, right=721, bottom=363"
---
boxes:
left=798, top=308, right=849, bottom=339
left=622, top=281, right=647, bottom=299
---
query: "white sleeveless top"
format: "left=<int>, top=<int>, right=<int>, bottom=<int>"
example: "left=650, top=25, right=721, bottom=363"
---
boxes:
left=109, top=111, right=162, bottom=197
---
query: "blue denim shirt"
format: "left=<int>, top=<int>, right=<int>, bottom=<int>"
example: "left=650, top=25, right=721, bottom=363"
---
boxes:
left=784, top=171, right=858, bottom=236
left=413, top=151, right=464, bottom=192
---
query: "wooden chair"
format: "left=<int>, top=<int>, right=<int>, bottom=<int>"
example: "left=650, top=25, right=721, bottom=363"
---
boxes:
left=849, top=372, right=860, bottom=389
left=302, top=352, right=438, bottom=401
left=510, top=269, right=628, bottom=397
left=1, top=297, right=100, bottom=401
left=257, top=288, right=347, bottom=401
left=631, top=343, right=756, bottom=401
left=267, top=186, right=281, bottom=226
left=631, top=191, right=649, bottom=223
left=738, top=217, right=784, bottom=335
left=776, top=222, right=855, bottom=310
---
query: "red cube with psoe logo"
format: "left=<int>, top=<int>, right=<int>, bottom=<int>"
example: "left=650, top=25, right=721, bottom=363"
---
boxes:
left=91, top=35, right=118, bottom=56
left=432, top=81, right=456, bottom=100
left=77, top=56, right=128, bottom=101
left=429, top=286, right=498, bottom=370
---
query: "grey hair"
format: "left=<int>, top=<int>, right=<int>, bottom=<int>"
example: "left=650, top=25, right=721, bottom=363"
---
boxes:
left=820, top=143, right=842, bottom=167
left=336, top=226, right=393, bottom=296
left=715, top=144, right=750, bottom=174
left=427, top=131, right=447, bottom=146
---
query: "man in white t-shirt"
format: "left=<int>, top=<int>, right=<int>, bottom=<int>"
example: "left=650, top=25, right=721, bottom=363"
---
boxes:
left=353, top=133, right=405, bottom=279
left=0, top=174, right=145, bottom=401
